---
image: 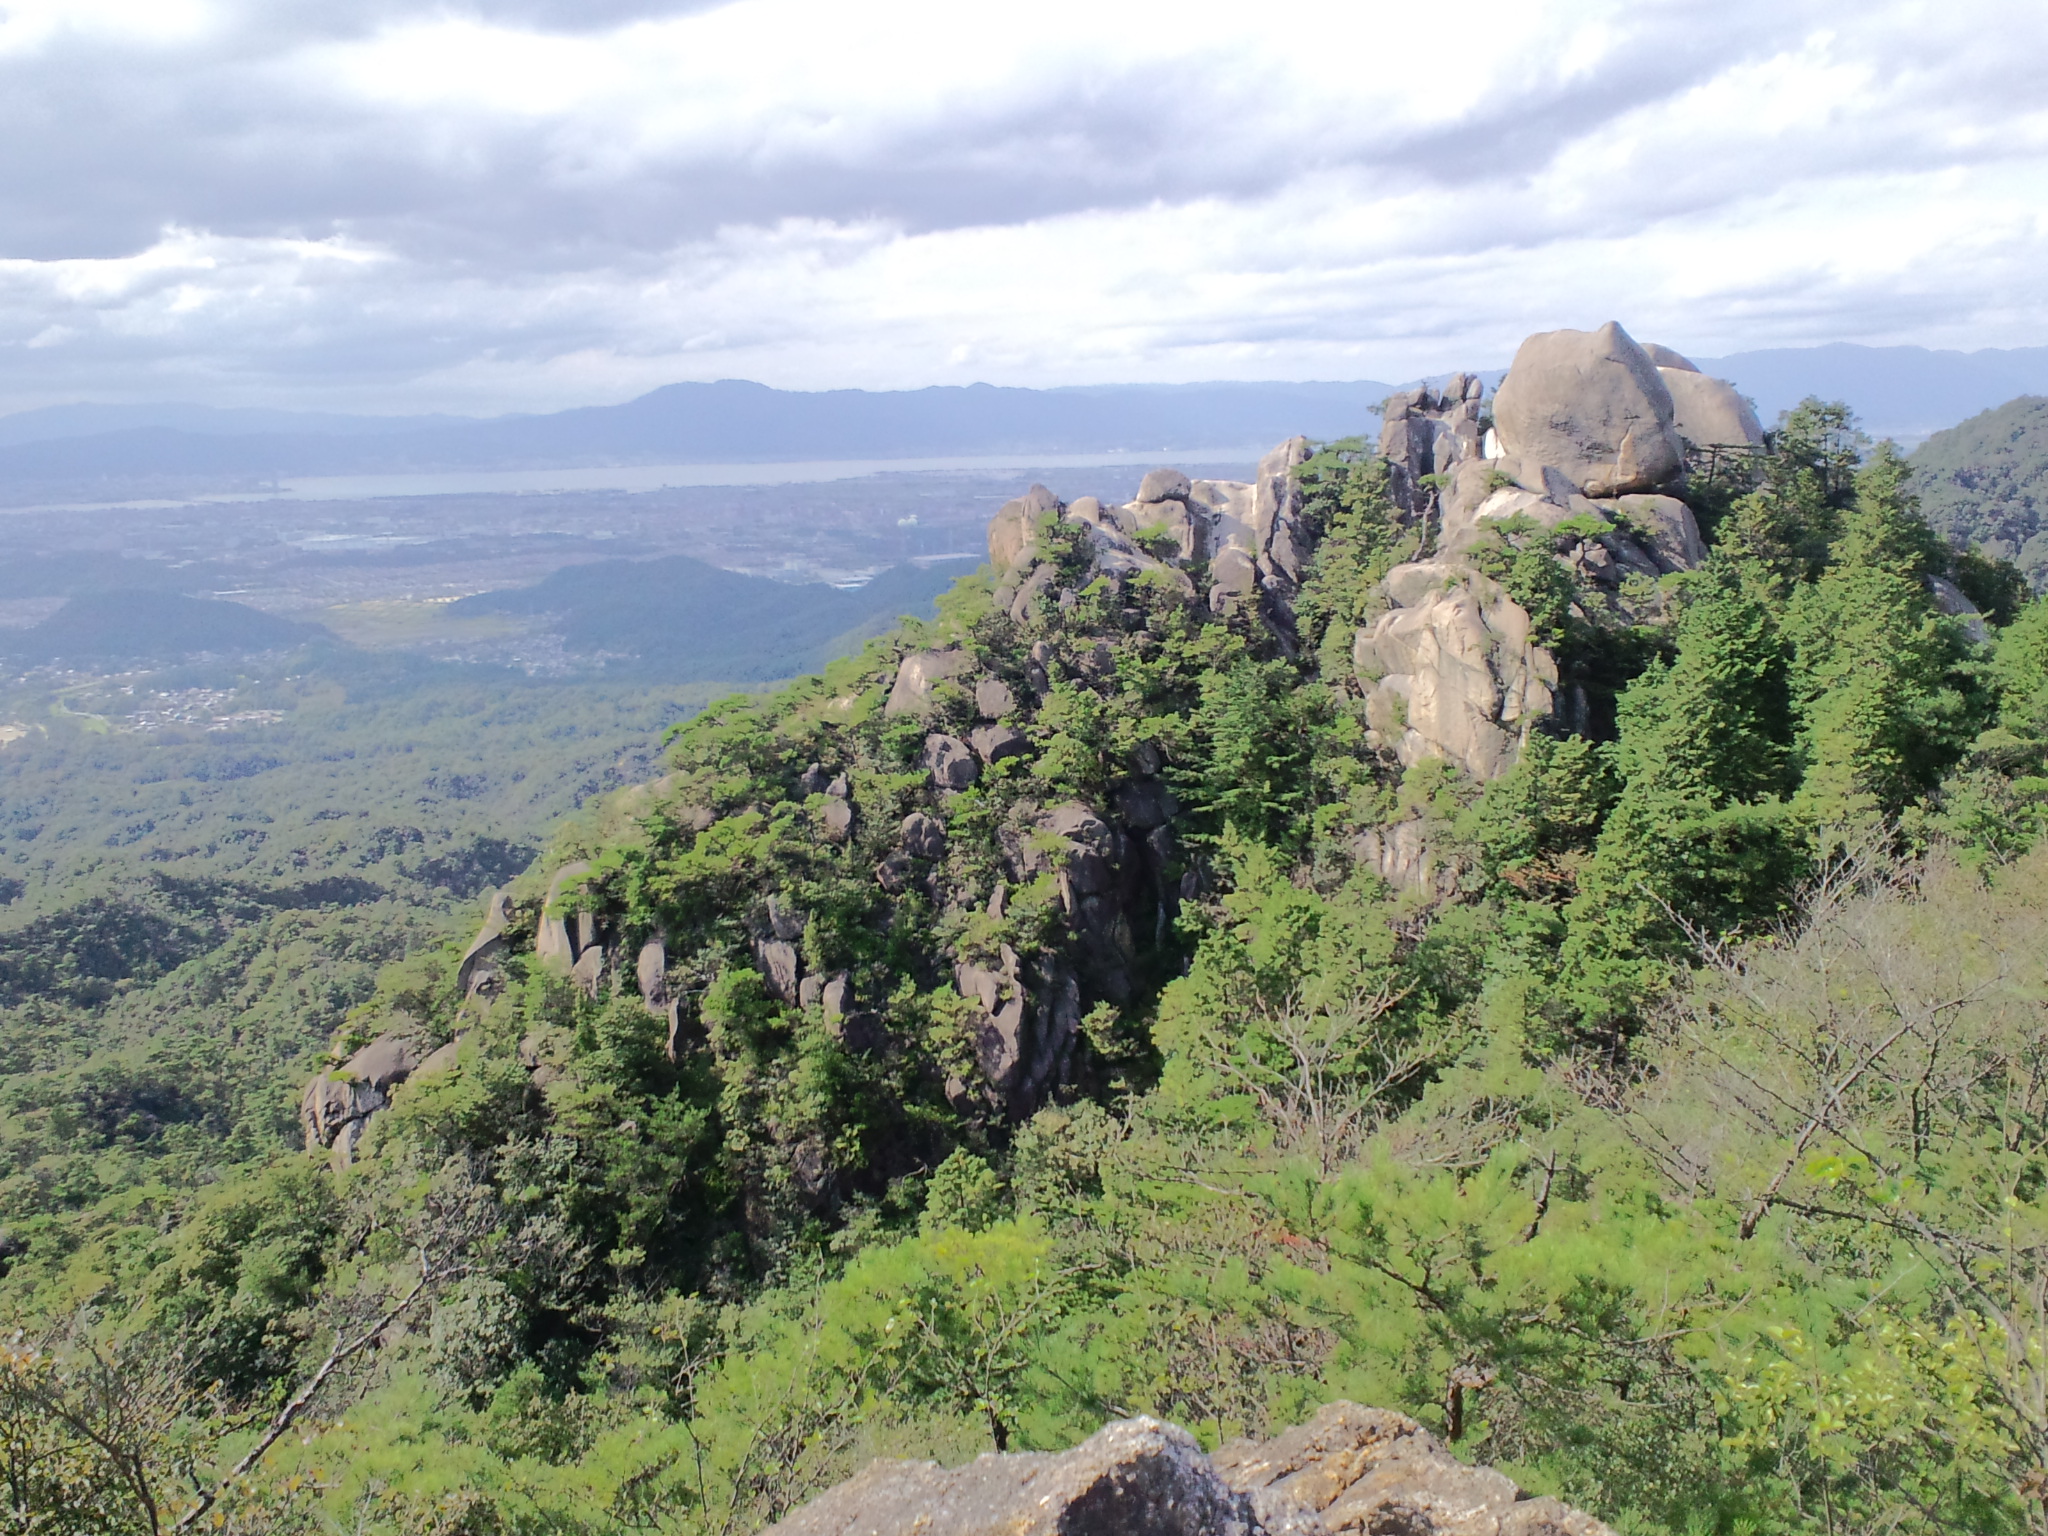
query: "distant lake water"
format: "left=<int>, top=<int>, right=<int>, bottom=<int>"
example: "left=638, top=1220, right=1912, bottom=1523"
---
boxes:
left=271, top=447, right=1273, bottom=500
left=0, top=447, right=1274, bottom=515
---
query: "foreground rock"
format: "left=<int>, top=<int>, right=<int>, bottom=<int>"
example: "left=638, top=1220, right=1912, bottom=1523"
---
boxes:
left=765, top=1402, right=1614, bottom=1536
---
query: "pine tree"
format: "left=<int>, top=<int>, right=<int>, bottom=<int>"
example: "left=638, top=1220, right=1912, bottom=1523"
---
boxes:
left=1715, top=397, right=1867, bottom=592
left=1786, top=444, right=1976, bottom=830
left=1559, top=560, right=1800, bottom=1028
left=1991, top=595, right=2048, bottom=743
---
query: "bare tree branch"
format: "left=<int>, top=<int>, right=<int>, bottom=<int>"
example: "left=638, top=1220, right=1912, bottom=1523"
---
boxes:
left=173, top=1250, right=442, bottom=1533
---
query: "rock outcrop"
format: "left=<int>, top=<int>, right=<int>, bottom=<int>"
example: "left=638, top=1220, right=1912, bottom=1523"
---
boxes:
left=975, top=676, right=1017, bottom=719
left=986, top=484, right=1063, bottom=572
left=1435, top=482, right=1704, bottom=597
left=535, top=861, right=595, bottom=970
left=1352, top=323, right=1744, bottom=811
left=636, top=934, right=674, bottom=1023
left=984, top=439, right=1316, bottom=644
left=1381, top=373, right=1488, bottom=510
left=301, top=1028, right=426, bottom=1169
left=305, top=885, right=531, bottom=1166
left=455, top=889, right=515, bottom=1000
left=923, top=732, right=981, bottom=790
left=535, top=861, right=620, bottom=1000
left=1215, top=1403, right=1613, bottom=1536
left=1352, top=817, right=1462, bottom=900
left=1355, top=563, right=1558, bottom=783
left=765, top=1402, right=1615, bottom=1536
left=887, top=648, right=978, bottom=717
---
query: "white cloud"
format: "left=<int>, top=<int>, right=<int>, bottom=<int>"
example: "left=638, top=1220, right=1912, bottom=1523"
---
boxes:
left=0, top=0, right=2043, bottom=412
left=0, top=0, right=215, bottom=56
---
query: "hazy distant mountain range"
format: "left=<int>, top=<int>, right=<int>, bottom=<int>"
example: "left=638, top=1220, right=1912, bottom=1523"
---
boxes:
left=1, top=559, right=977, bottom=675
left=1698, top=344, right=2048, bottom=440
left=1, top=344, right=2043, bottom=501
left=0, top=381, right=1398, bottom=499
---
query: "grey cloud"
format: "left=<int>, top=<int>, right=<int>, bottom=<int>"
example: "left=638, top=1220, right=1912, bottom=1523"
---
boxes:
left=0, top=1, right=1832, bottom=262
left=0, top=0, right=2042, bottom=411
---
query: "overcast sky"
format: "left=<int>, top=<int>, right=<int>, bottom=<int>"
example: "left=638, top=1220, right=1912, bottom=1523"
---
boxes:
left=0, top=0, right=2043, bottom=415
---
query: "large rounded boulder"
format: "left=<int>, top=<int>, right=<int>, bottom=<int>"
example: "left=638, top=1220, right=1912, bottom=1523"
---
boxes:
left=1659, top=366, right=1764, bottom=449
left=1492, top=321, right=1684, bottom=497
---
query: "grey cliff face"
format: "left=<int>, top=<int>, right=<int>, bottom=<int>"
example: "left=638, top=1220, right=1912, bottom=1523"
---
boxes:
left=764, top=1402, right=1617, bottom=1536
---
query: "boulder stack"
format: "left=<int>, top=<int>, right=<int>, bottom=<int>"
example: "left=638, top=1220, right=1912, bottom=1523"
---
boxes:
left=981, top=438, right=1315, bottom=646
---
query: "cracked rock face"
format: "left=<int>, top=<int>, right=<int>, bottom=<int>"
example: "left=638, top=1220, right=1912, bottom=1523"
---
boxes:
left=764, top=1402, right=1615, bottom=1536
left=1354, top=564, right=1558, bottom=784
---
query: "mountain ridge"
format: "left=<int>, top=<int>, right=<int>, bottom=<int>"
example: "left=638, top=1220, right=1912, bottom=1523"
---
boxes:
left=0, top=380, right=1398, bottom=491
left=6, top=342, right=2047, bottom=497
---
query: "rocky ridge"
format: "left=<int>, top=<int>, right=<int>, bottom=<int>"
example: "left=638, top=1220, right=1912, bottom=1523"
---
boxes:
left=295, top=322, right=1803, bottom=1157
left=766, top=1402, right=1614, bottom=1536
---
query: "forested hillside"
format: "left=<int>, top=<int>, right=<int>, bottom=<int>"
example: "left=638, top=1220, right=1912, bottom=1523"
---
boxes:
left=8, top=342, right=2048, bottom=1536
left=450, top=556, right=978, bottom=680
left=1910, top=394, right=2048, bottom=592
left=0, top=659, right=712, bottom=1407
